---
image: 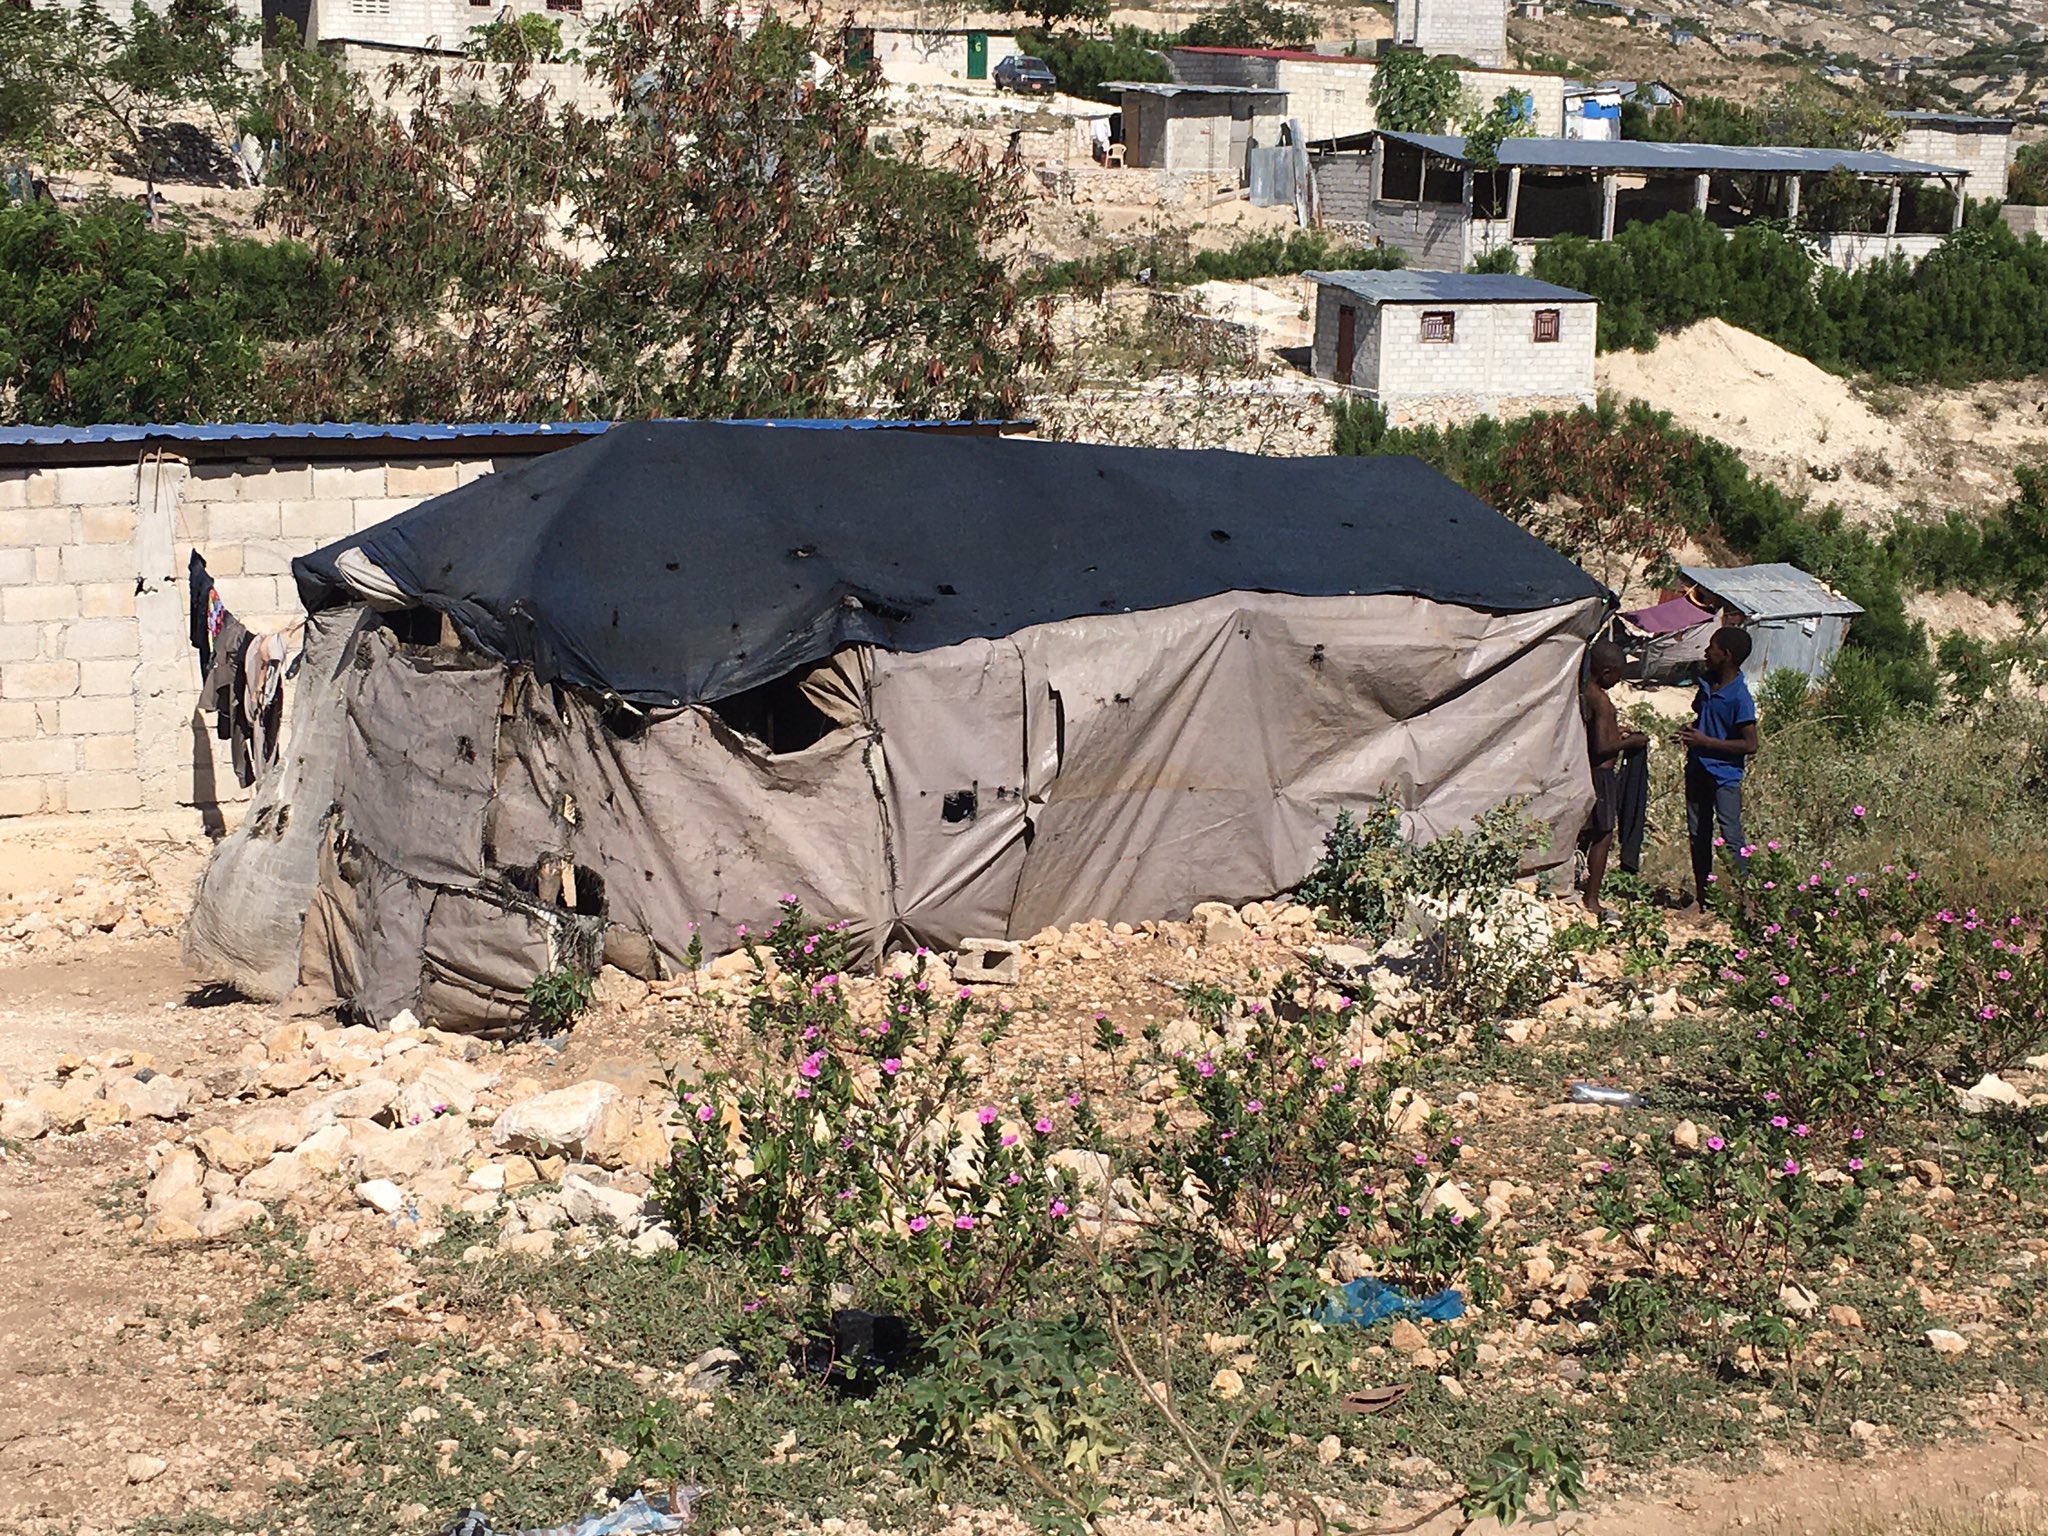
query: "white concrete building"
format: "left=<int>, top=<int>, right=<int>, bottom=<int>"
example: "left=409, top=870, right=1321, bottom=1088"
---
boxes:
left=1307, top=270, right=1596, bottom=406
left=1888, top=112, right=2016, bottom=203
left=1394, top=0, right=1507, bottom=68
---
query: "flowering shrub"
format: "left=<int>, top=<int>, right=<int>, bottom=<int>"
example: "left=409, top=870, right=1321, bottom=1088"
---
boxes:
left=656, top=901, right=1087, bottom=1321
left=1710, top=842, right=2048, bottom=1128
left=1295, top=799, right=1538, bottom=940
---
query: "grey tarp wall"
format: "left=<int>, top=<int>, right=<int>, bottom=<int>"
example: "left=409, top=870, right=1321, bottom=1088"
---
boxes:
left=256, top=587, right=1603, bottom=1031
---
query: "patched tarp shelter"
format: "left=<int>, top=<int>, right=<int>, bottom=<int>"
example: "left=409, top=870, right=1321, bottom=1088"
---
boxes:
left=186, top=422, right=1609, bottom=1032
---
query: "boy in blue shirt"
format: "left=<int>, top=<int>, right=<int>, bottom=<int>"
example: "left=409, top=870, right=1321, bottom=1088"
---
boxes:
left=1677, top=626, right=1759, bottom=913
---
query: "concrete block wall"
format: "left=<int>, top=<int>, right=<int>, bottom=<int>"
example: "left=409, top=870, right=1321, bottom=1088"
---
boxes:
left=2004, top=205, right=2048, bottom=240
left=1370, top=298, right=1596, bottom=402
left=308, top=0, right=623, bottom=53
left=0, top=452, right=512, bottom=821
left=1893, top=123, right=2011, bottom=202
left=1396, top=0, right=1508, bottom=67
left=1168, top=52, right=1563, bottom=145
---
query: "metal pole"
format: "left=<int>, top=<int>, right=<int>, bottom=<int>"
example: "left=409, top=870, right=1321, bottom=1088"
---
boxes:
left=1885, top=179, right=1901, bottom=239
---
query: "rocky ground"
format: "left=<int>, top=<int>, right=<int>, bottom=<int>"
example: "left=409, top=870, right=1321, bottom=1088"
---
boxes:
left=1, top=820, right=2045, bottom=1536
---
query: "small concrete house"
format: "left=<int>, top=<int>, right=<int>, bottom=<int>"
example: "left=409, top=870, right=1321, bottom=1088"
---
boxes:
left=1307, top=271, right=1596, bottom=406
left=1394, top=0, right=1508, bottom=68
left=1888, top=112, right=2015, bottom=203
left=1112, top=83, right=1287, bottom=176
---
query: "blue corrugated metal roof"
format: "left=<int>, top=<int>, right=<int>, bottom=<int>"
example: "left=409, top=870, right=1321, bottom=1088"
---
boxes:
left=1305, top=270, right=1593, bottom=304
left=0, top=417, right=1025, bottom=465
left=1371, top=130, right=1964, bottom=178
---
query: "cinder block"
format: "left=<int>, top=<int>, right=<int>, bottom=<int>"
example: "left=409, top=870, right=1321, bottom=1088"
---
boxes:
left=58, top=544, right=136, bottom=583
left=50, top=463, right=137, bottom=506
left=279, top=499, right=360, bottom=542
left=0, top=471, right=31, bottom=511
left=82, top=735, right=138, bottom=772
left=206, top=501, right=285, bottom=540
left=454, top=459, right=504, bottom=487
left=200, top=545, right=243, bottom=578
left=79, top=505, right=138, bottom=544
left=234, top=464, right=313, bottom=501
left=1, top=585, right=77, bottom=623
left=33, top=548, right=59, bottom=581
left=58, top=695, right=134, bottom=735
left=65, top=772, right=143, bottom=812
left=0, top=623, right=40, bottom=663
left=352, top=497, right=415, bottom=533
left=0, top=509, right=75, bottom=549
left=0, top=548, right=31, bottom=585
left=4, top=659, right=79, bottom=699
left=63, top=618, right=139, bottom=660
left=75, top=658, right=137, bottom=697
left=386, top=462, right=460, bottom=496
left=78, top=582, right=137, bottom=619
left=0, top=778, right=46, bottom=817
left=0, top=736, right=77, bottom=777
left=311, top=464, right=386, bottom=499
left=213, top=575, right=285, bottom=616
left=240, top=540, right=303, bottom=577
left=0, top=700, right=38, bottom=738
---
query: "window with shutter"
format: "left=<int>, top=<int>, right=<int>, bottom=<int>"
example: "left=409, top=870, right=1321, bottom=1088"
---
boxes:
left=1419, top=310, right=1455, bottom=343
left=1533, top=308, right=1562, bottom=343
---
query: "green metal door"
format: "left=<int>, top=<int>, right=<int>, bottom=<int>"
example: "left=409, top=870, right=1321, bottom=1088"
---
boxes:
left=967, top=31, right=988, bottom=79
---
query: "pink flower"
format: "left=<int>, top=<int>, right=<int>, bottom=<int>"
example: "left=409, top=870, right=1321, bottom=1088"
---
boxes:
left=1852, top=805, right=1866, bottom=818
left=882, top=1057, right=902, bottom=1076
left=908, top=1215, right=929, bottom=1233
left=1413, top=1153, right=1428, bottom=1166
left=793, top=1085, right=811, bottom=1099
left=1850, top=1127, right=1865, bottom=1140
left=1792, top=1124, right=1810, bottom=1138
left=1706, top=1135, right=1725, bottom=1152
left=1847, top=1157, right=1864, bottom=1172
left=958, top=987, right=974, bottom=1001
left=1049, top=1200, right=1069, bottom=1218
left=1335, top=1204, right=1351, bottom=1218
left=1197, top=1057, right=1216, bottom=1078
left=1771, top=1115, right=1789, bottom=1129
left=1033, top=1117, right=1054, bottom=1135
left=799, top=1052, right=825, bottom=1079
left=696, top=1103, right=716, bottom=1123
left=1001, top=1133, right=1018, bottom=1148
left=1763, top=1091, right=1780, bottom=1103
left=1783, top=1158, right=1801, bottom=1176
left=1245, top=1100, right=1264, bottom=1115
left=954, top=1214, right=976, bottom=1231
left=977, top=1105, right=998, bottom=1125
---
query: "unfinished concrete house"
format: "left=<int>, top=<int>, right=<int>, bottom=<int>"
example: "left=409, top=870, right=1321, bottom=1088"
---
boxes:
left=1312, top=130, right=1972, bottom=272
left=1393, top=0, right=1508, bottom=68
left=1307, top=271, right=1596, bottom=406
left=1888, top=112, right=2015, bottom=203
left=1111, top=83, right=1287, bottom=175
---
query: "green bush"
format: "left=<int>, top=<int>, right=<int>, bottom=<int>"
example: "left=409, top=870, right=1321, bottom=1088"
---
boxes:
left=1179, top=0, right=1314, bottom=49
left=1022, top=228, right=1400, bottom=296
left=0, top=199, right=334, bottom=424
left=1529, top=212, right=2048, bottom=387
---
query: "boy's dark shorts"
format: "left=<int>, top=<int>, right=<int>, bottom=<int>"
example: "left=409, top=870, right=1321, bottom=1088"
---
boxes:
left=1583, top=763, right=1618, bottom=841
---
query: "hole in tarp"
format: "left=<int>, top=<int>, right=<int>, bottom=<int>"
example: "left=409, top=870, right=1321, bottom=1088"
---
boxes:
left=455, top=735, right=476, bottom=763
left=942, top=788, right=978, bottom=824
left=936, top=584, right=957, bottom=596
left=1210, top=528, right=1231, bottom=543
left=708, top=671, right=839, bottom=755
left=379, top=607, right=441, bottom=646
left=571, top=865, right=607, bottom=916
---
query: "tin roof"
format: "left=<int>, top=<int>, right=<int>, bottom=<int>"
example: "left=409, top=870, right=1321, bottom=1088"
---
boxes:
left=1107, top=80, right=1286, bottom=97
left=1680, top=563, right=1864, bottom=620
left=1305, top=270, right=1593, bottom=304
left=0, top=418, right=1022, bottom=467
left=1339, top=130, right=1964, bottom=178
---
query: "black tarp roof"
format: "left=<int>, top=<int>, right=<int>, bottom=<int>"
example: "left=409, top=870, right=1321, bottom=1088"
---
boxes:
left=294, top=421, right=1606, bottom=707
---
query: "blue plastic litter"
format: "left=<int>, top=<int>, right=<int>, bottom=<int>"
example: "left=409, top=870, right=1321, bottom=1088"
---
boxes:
left=1314, top=1277, right=1466, bottom=1329
left=441, top=1489, right=699, bottom=1536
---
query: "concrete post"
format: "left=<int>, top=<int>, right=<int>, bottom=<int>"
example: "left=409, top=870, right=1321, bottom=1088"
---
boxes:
left=1951, top=176, right=1966, bottom=231
left=1504, top=164, right=1523, bottom=238
left=1885, top=180, right=1901, bottom=239
left=133, top=453, right=200, bottom=817
left=1598, top=173, right=1618, bottom=241
left=1693, top=171, right=1709, bottom=214
left=1785, top=173, right=1801, bottom=224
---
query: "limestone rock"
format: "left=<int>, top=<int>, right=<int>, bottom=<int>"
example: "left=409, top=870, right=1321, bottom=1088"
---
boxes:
left=1827, top=1304, right=1865, bottom=1330
left=304, top=1078, right=399, bottom=1131
left=105, top=1074, right=192, bottom=1122
left=560, top=1174, right=647, bottom=1232
left=1926, top=1328, right=1968, bottom=1357
left=356, top=1179, right=407, bottom=1216
left=233, top=1105, right=309, bottom=1154
left=194, top=1127, right=266, bottom=1175
left=146, top=1148, right=206, bottom=1221
left=1384, top=1087, right=1432, bottom=1137
left=1318, top=1434, right=1343, bottom=1465
left=1956, top=1073, right=2026, bottom=1115
left=238, top=1150, right=325, bottom=1202
left=26, top=1083, right=95, bottom=1134
left=0, top=1099, right=50, bottom=1141
left=355, top=1116, right=474, bottom=1182
left=195, top=1197, right=269, bottom=1240
left=393, top=1059, right=496, bottom=1126
left=126, top=1454, right=168, bottom=1485
left=1389, top=1318, right=1430, bottom=1353
left=1049, top=1148, right=1115, bottom=1193
left=493, top=1081, right=625, bottom=1158
left=1209, top=1367, right=1245, bottom=1400
left=1421, top=1179, right=1478, bottom=1223
left=1671, top=1119, right=1700, bottom=1151
left=1778, top=1283, right=1818, bottom=1320
left=955, top=937, right=1021, bottom=986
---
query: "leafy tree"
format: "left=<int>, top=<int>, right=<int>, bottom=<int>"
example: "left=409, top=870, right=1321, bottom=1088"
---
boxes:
left=0, top=199, right=334, bottom=423
left=1462, top=88, right=1533, bottom=170
left=1013, top=26, right=1169, bottom=102
left=2009, top=141, right=2048, bottom=206
left=466, top=13, right=568, bottom=64
left=1369, top=48, right=1464, bottom=134
left=30, top=0, right=259, bottom=223
left=0, top=5, right=69, bottom=170
left=1622, top=88, right=1900, bottom=151
left=1180, top=0, right=1315, bottom=50
left=997, top=0, right=1110, bottom=34
left=262, top=0, right=1047, bottom=423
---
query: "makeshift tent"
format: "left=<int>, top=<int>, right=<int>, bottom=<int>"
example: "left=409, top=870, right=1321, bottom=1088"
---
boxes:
left=1679, top=563, right=1862, bottom=684
left=1615, top=594, right=1715, bottom=683
left=186, top=422, right=1609, bottom=1032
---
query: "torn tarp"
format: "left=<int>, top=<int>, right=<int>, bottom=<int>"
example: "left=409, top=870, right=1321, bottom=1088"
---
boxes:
left=1313, top=1277, right=1466, bottom=1328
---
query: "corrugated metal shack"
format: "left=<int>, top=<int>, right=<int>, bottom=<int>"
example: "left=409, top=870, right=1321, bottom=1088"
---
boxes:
left=1680, top=563, right=1863, bottom=683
